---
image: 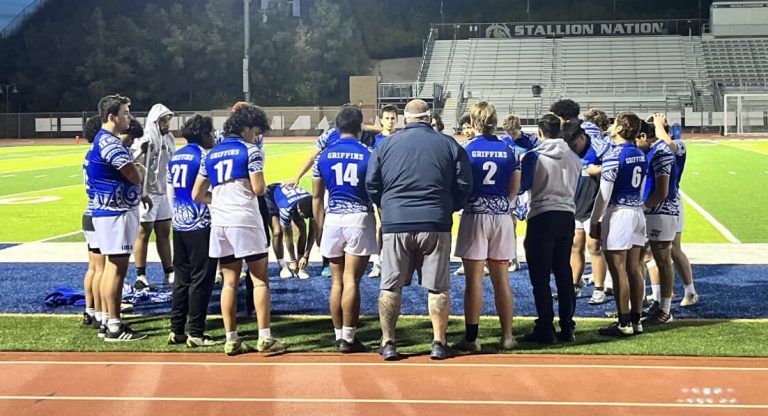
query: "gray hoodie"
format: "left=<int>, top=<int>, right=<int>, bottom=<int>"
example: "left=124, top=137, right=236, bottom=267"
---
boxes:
left=519, top=138, right=582, bottom=220
left=134, top=104, right=175, bottom=195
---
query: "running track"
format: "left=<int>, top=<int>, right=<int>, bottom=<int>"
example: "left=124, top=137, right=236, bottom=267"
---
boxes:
left=1, top=352, right=767, bottom=415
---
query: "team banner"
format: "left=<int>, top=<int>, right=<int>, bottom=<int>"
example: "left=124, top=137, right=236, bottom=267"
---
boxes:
left=433, top=20, right=704, bottom=39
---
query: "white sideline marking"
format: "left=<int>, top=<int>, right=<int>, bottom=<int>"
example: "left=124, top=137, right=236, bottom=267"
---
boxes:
left=680, top=191, right=741, bottom=243
left=0, top=184, right=79, bottom=198
left=34, top=175, right=47, bottom=178
left=1, top=360, right=767, bottom=371
left=715, top=142, right=768, bottom=156
left=692, top=172, right=700, bottom=175
left=68, top=174, right=79, bottom=178
left=728, top=171, right=736, bottom=175
left=0, top=395, right=765, bottom=409
left=1, top=175, right=14, bottom=178
left=32, top=230, right=82, bottom=243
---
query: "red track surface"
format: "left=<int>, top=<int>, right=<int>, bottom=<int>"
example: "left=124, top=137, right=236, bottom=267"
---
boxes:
left=1, top=352, right=767, bottom=416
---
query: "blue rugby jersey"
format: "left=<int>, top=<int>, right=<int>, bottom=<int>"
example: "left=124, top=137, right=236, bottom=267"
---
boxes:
left=600, top=143, right=647, bottom=208
left=83, top=150, right=94, bottom=217
left=371, top=132, right=388, bottom=150
left=644, top=140, right=679, bottom=216
left=86, top=129, right=141, bottom=217
left=316, top=137, right=372, bottom=215
left=463, top=135, right=520, bottom=215
left=315, top=128, right=341, bottom=151
left=168, top=144, right=211, bottom=232
left=673, top=139, right=687, bottom=190
left=273, top=185, right=312, bottom=227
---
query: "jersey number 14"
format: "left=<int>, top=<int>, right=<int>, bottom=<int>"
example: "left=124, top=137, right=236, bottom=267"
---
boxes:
left=331, top=163, right=359, bottom=186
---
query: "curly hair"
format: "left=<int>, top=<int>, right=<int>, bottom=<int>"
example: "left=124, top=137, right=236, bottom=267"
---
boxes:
left=223, top=104, right=270, bottom=137
left=502, top=114, right=521, bottom=133
left=561, top=120, right=586, bottom=144
left=615, top=112, right=641, bottom=141
left=583, top=108, right=610, bottom=132
left=125, top=118, right=144, bottom=139
left=83, top=115, right=102, bottom=143
left=459, top=114, right=472, bottom=127
left=182, top=115, right=214, bottom=144
left=550, top=99, right=580, bottom=120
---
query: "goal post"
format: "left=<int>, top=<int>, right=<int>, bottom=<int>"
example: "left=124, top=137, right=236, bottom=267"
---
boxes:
left=723, top=94, right=768, bottom=136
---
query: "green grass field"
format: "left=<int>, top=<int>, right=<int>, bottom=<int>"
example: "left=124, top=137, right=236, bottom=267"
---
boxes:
left=0, top=139, right=766, bottom=244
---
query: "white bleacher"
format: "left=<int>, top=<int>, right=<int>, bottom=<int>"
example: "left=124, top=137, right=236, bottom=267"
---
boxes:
left=702, top=38, right=768, bottom=91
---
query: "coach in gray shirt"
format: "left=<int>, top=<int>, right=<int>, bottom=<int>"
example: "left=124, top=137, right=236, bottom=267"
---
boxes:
left=366, top=99, right=472, bottom=361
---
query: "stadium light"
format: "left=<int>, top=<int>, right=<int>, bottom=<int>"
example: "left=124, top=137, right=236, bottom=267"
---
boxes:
left=0, top=84, right=19, bottom=114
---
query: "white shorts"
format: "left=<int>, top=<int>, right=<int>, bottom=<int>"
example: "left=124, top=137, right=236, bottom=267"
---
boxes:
left=84, top=230, right=100, bottom=250
left=645, top=214, right=678, bottom=242
left=320, top=225, right=378, bottom=258
left=677, top=203, right=684, bottom=234
left=454, top=213, right=516, bottom=261
left=575, top=219, right=591, bottom=235
left=209, top=226, right=268, bottom=259
left=92, top=209, right=140, bottom=256
left=601, top=206, right=646, bottom=251
left=139, top=192, right=173, bottom=223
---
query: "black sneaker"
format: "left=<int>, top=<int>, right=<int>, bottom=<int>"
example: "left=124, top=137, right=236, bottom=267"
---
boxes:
left=642, top=300, right=660, bottom=318
left=598, top=321, right=634, bottom=337
left=98, top=324, right=107, bottom=338
left=167, top=331, right=187, bottom=345
left=430, top=340, right=450, bottom=360
left=334, top=339, right=343, bottom=352
left=378, top=341, right=399, bottom=361
left=104, top=324, right=148, bottom=342
left=82, top=313, right=95, bottom=326
left=557, top=330, right=576, bottom=343
left=520, top=329, right=557, bottom=344
left=339, top=338, right=368, bottom=354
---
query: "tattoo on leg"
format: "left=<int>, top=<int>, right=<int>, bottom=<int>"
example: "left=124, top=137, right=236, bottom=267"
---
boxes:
left=378, top=289, right=402, bottom=344
left=428, top=291, right=449, bottom=315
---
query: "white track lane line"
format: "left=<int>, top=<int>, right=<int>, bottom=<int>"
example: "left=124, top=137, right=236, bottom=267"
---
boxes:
left=680, top=191, right=741, bottom=243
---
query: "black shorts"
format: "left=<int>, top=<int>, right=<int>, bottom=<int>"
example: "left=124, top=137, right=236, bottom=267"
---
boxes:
left=82, top=214, right=95, bottom=232
left=264, top=183, right=280, bottom=217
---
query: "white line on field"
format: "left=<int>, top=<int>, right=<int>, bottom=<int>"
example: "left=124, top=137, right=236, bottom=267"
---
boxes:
left=34, top=175, right=47, bottom=178
left=728, top=171, right=736, bottom=175
left=31, top=230, right=83, bottom=243
left=680, top=191, right=741, bottom=243
left=1, top=175, right=14, bottom=178
left=0, top=184, right=79, bottom=198
left=713, top=141, right=768, bottom=156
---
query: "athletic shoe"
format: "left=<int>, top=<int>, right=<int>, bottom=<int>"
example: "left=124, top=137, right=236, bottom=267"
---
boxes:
left=454, top=265, right=465, bottom=276
left=588, top=289, right=607, bottom=305
left=454, top=338, right=482, bottom=353
left=104, top=324, right=148, bottom=342
left=224, top=339, right=255, bottom=356
left=557, top=330, right=576, bottom=343
left=430, top=340, right=450, bottom=360
left=321, top=266, right=332, bottom=278
left=575, top=279, right=586, bottom=298
left=598, top=322, right=634, bottom=337
left=643, top=310, right=673, bottom=325
left=681, top=293, right=700, bottom=307
left=133, top=275, right=150, bottom=290
left=98, top=324, right=107, bottom=338
left=334, top=339, right=343, bottom=352
left=369, top=264, right=381, bottom=278
left=520, top=330, right=556, bottom=344
left=339, top=338, right=368, bottom=353
left=508, top=259, right=520, bottom=272
left=167, top=331, right=187, bottom=345
left=82, top=313, right=95, bottom=327
left=642, top=301, right=660, bottom=318
left=645, top=293, right=656, bottom=303
left=186, top=335, right=220, bottom=347
left=297, top=270, right=310, bottom=280
left=378, top=341, right=399, bottom=361
left=256, top=337, right=288, bottom=354
left=605, top=287, right=614, bottom=296
left=499, top=337, right=518, bottom=350
left=279, top=267, right=293, bottom=279
left=90, top=316, right=101, bottom=329
left=632, top=322, right=644, bottom=335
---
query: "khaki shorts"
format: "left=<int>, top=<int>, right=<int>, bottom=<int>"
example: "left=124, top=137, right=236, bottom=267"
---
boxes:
left=380, top=232, right=451, bottom=292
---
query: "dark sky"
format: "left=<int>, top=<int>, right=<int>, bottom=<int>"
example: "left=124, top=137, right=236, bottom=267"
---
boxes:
left=0, top=0, right=36, bottom=32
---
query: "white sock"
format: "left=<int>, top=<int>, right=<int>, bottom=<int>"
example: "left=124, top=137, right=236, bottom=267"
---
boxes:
left=334, top=327, right=342, bottom=340
left=660, top=297, right=672, bottom=314
left=651, top=284, right=661, bottom=302
left=101, top=315, right=108, bottom=325
left=371, top=255, right=380, bottom=267
left=95, top=311, right=102, bottom=322
left=107, top=318, right=121, bottom=333
left=278, top=259, right=286, bottom=268
left=258, top=328, right=271, bottom=339
left=342, top=326, right=356, bottom=343
left=225, top=331, right=239, bottom=341
left=684, top=283, right=696, bottom=295
left=85, top=307, right=95, bottom=317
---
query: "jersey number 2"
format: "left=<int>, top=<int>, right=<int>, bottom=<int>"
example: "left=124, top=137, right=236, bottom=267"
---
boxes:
left=482, top=161, right=498, bottom=185
left=331, top=163, right=359, bottom=186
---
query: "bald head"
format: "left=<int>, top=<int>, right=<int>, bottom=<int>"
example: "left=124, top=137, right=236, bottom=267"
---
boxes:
left=404, top=99, right=431, bottom=124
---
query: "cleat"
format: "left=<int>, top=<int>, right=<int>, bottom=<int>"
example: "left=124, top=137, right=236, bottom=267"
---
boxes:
left=256, top=337, right=288, bottom=354
left=368, top=264, right=381, bottom=278
left=339, top=338, right=368, bottom=353
left=186, top=335, right=220, bottom=348
left=133, top=275, right=149, bottom=290
left=167, top=331, right=187, bottom=345
left=642, top=301, right=660, bottom=318
left=98, top=324, right=107, bottom=338
left=82, top=313, right=95, bottom=327
left=454, top=338, right=482, bottom=353
left=279, top=267, right=293, bottom=279
left=430, top=340, right=450, bottom=360
left=681, top=293, right=700, bottom=307
left=378, top=341, right=399, bottom=361
left=632, top=322, right=644, bottom=335
left=588, top=289, right=608, bottom=305
left=508, top=259, right=520, bottom=272
left=321, top=266, right=332, bottom=278
left=297, top=269, right=310, bottom=280
left=224, top=339, right=255, bottom=356
left=499, top=337, right=518, bottom=350
left=598, top=321, right=634, bottom=337
left=454, top=265, right=465, bottom=276
left=643, top=310, right=673, bottom=325
left=104, top=324, right=147, bottom=342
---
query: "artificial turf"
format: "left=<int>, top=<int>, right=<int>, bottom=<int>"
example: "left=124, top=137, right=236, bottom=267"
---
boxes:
left=1, top=314, right=766, bottom=357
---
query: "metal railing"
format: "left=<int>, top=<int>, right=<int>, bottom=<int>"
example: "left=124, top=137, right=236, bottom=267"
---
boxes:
left=416, top=27, right=438, bottom=91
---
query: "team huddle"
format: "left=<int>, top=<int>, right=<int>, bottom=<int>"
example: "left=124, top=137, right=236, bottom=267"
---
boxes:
left=78, top=94, right=697, bottom=359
